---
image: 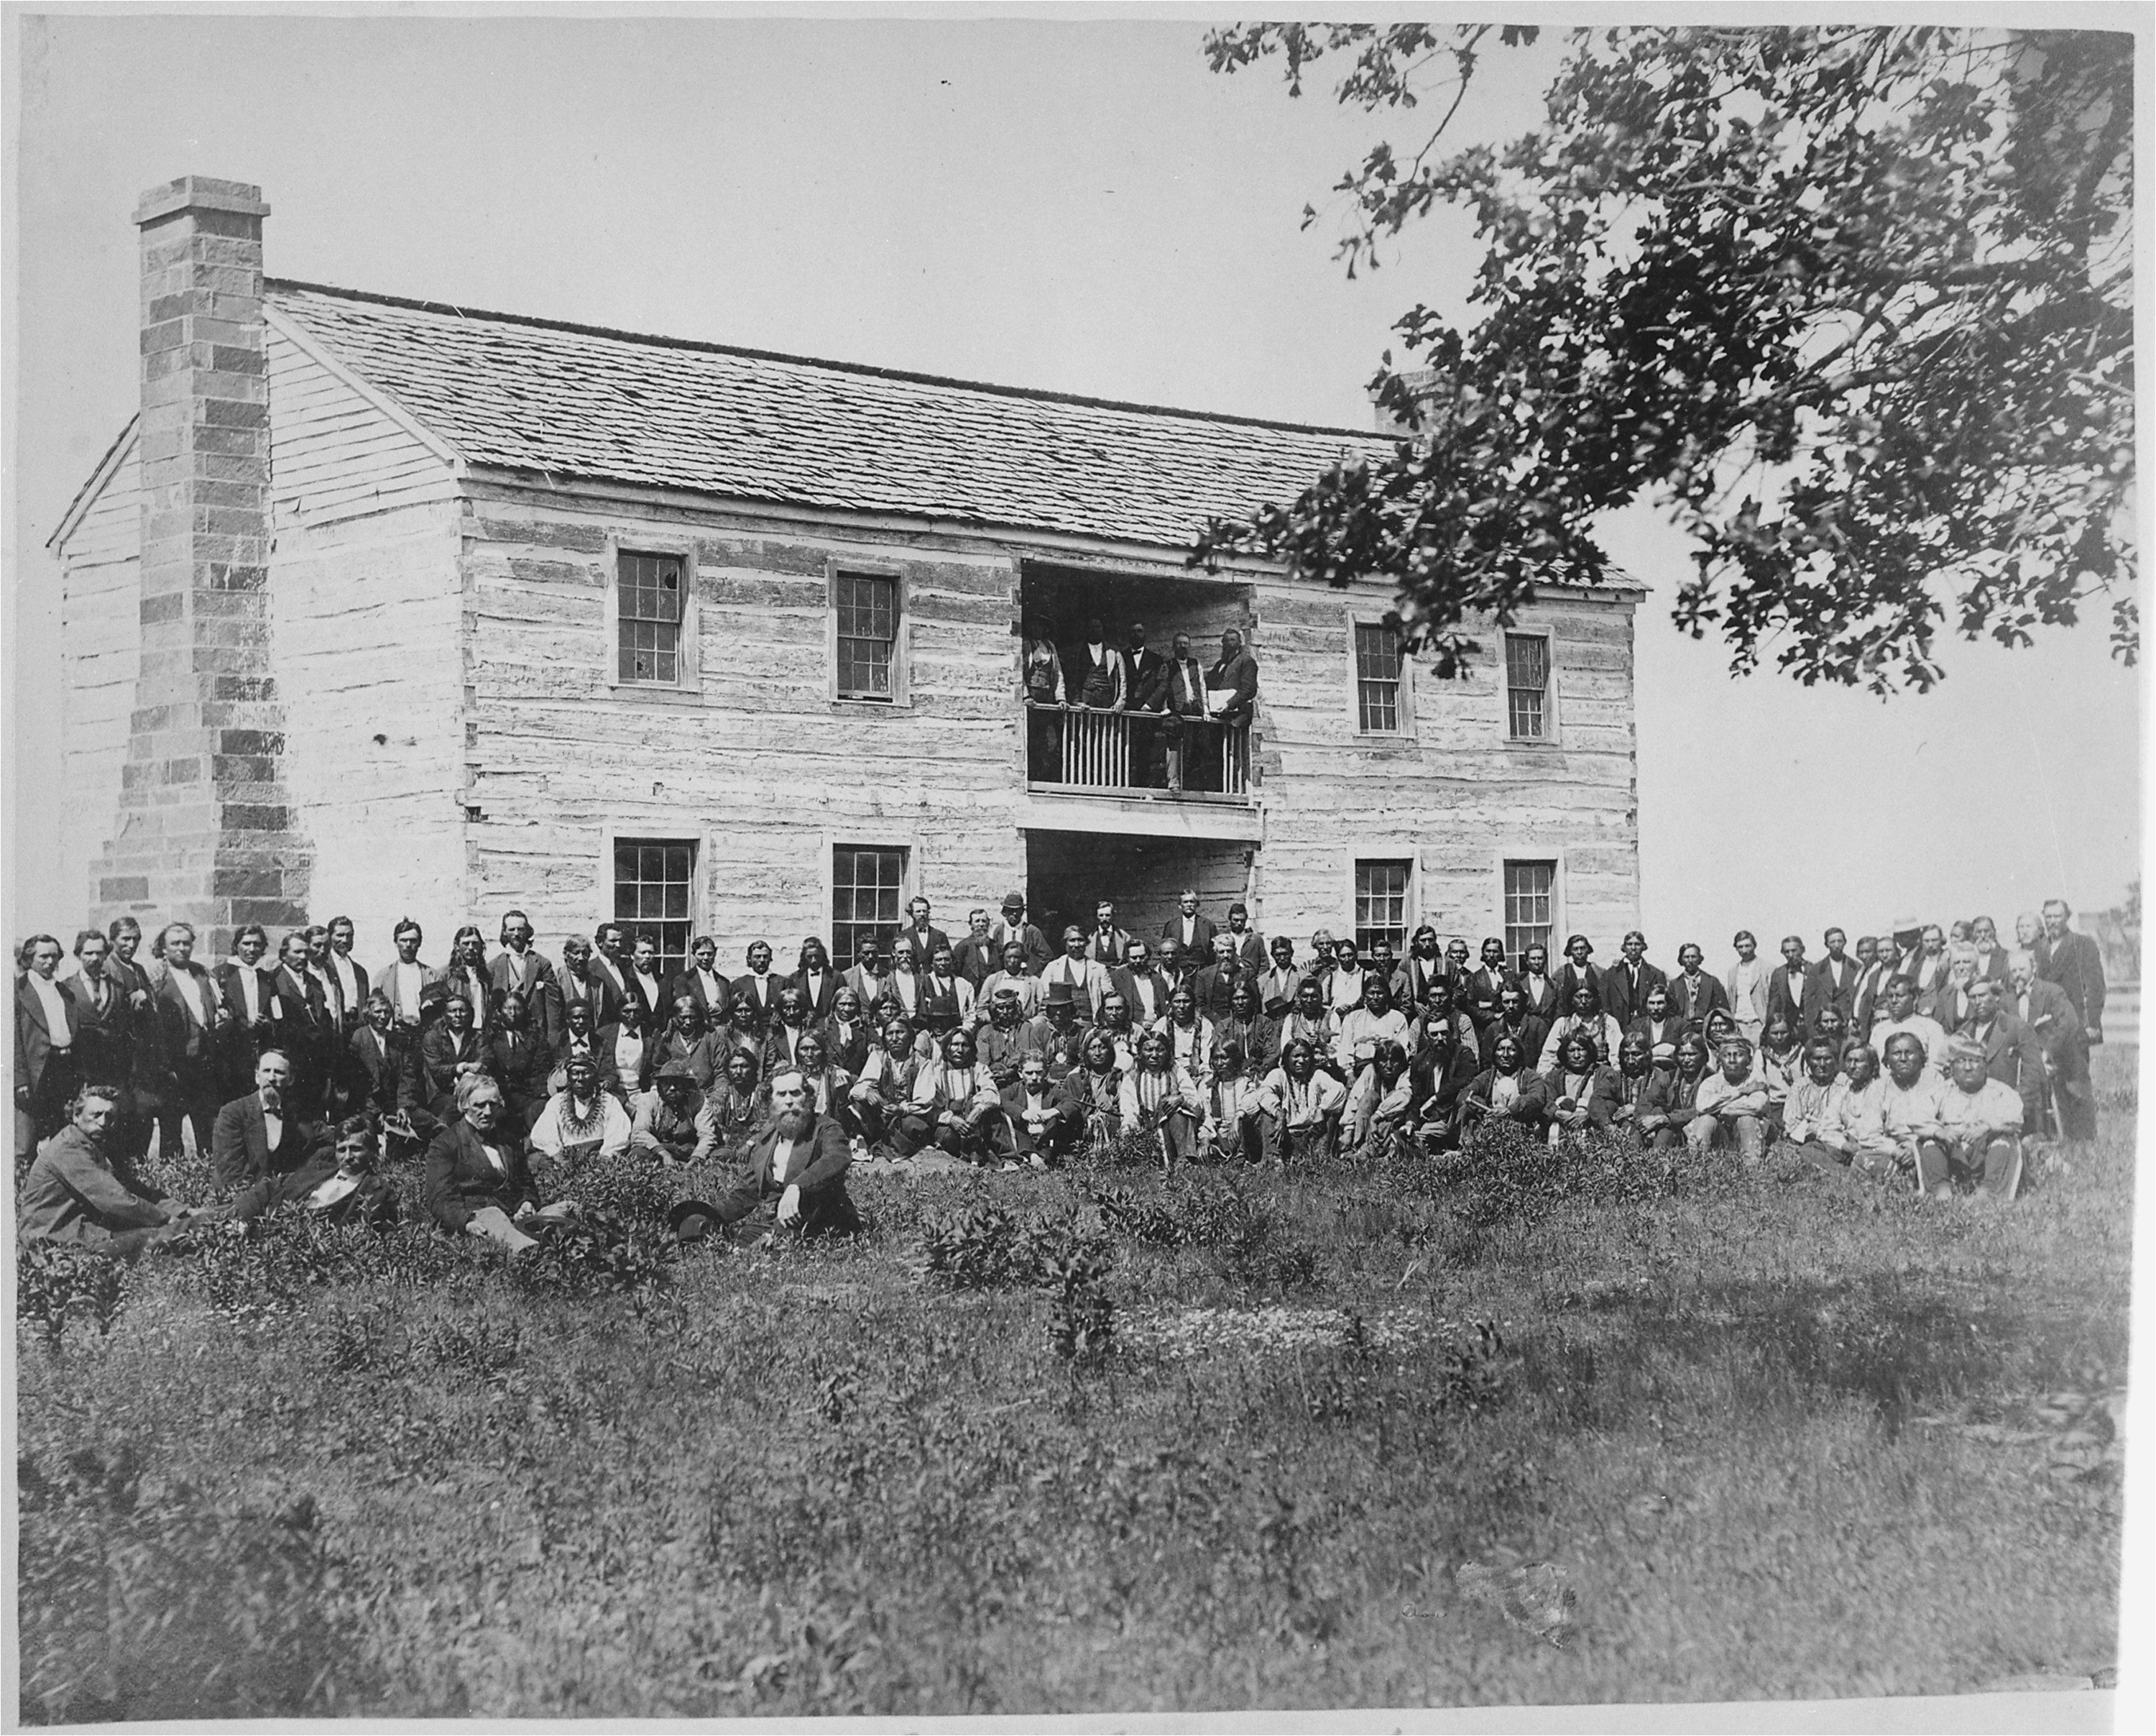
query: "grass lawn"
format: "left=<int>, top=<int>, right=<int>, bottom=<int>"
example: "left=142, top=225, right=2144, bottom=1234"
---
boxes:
left=16, top=1048, right=2133, bottom=1720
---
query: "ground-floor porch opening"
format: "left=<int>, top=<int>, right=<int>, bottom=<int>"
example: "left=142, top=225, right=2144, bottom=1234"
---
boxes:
left=1024, top=830, right=1256, bottom=957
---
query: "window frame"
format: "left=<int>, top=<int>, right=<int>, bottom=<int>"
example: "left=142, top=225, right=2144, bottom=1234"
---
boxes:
left=827, top=840, right=913, bottom=968
left=826, top=561, right=910, bottom=707
left=1502, top=630, right=1554, bottom=743
left=1498, top=854, right=1564, bottom=969
left=604, top=537, right=702, bottom=702
left=604, top=829, right=703, bottom=981
left=1350, top=617, right=1412, bottom=738
left=1351, top=855, right=1416, bottom=959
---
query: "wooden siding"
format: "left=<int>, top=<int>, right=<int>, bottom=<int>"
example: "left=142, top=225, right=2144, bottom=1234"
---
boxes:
left=271, top=495, right=469, bottom=964
left=456, top=481, right=1639, bottom=963
left=460, top=485, right=1036, bottom=957
left=1253, top=581, right=1640, bottom=951
left=266, top=320, right=459, bottom=531
left=57, top=430, right=143, bottom=914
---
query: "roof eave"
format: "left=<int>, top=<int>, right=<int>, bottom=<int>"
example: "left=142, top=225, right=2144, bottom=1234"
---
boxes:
left=47, top=415, right=140, bottom=553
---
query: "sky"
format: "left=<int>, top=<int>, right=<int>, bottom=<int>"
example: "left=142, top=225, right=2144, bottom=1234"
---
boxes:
left=4, top=9, right=2143, bottom=959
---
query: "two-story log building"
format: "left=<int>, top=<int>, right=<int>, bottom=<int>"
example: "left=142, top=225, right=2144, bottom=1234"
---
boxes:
left=48, top=176, right=1643, bottom=976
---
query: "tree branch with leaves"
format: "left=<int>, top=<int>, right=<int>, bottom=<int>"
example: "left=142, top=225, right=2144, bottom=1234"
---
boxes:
left=1197, top=24, right=2134, bottom=693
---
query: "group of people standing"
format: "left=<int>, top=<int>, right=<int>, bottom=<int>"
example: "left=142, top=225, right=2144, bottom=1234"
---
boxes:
left=11, top=889, right=2116, bottom=1252
left=1023, top=620, right=1258, bottom=791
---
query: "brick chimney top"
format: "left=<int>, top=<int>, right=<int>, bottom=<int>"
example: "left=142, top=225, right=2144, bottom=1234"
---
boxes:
left=134, top=175, right=271, bottom=227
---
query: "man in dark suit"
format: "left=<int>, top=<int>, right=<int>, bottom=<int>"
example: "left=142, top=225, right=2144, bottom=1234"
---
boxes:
left=1552, top=934, right=1603, bottom=1017
left=1192, top=932, right=1247, bottom=1024
left=1600, top=931, right=1668, bottom=1029
left=349, top=993, right=429, bottom=1152
left=989, top=893, right=1054, bottom=976
left=1955, top=978, right=2045, bottom=1132
left=1110, top=940, right=1174, bottom=1029
left=488, top=991, right=557, bottom=1134
left=418, top=993, right=489, bottom=1121
left=320, top=915, right=370, bottom=1040
left=1764, top=935, right=1812, bottom=1037
left=2009, top=951, right=2096, bottom=1140
left=16, top=934, right=81, bottom=1168
left=1161, top=890, right=1217, bottom=965
left=2038, top=900, right=2108, bottom=1044
left=269, top=931, right=334, bottom=1119
left=215, top=924, right=280, bottom=1098
left=63, top=929, right=132, bottom=1104
left=559, top=934, right=624, bottom=1040
left=148, top=922, right=228, bottom=1163
left=1488, top=983, right=1551, bottom=1072
left=1122, top=622, right=1167, bottom=714
left=209, top=1048, right=331, bottom=1195
left=1515, top=944, right=1561, bottom=1021
left=788, top=937, right=843, bottom=1021
left=1460, top=938, right=1514, bottom=1033
left=893, top=899, right=950, bottom=976
left=1221, top=904, right=1266, bottom=973
left=1208, top=628, right=1260, bottom=724
left=1161, top=632, right=1211, bottom=792
left=704, top=1068, right=859, bottom=1240
left=488, top=910, right=563, bottom=1050
left=1391, top=927, right=1450, bottom=1010
left=950, top=909, right=1003, bottom=990
left=590, top=922, right=635, bottom=1010
left=1085, top=901, right=1133, bottom=969
left=1801, top=928, right=1862, bottom=1036
left=1659, top=942, right=1725, bottom=1034
left=423, top=1076, right=561, bottom=1248
left=673, top=934, right=734, bottom=1029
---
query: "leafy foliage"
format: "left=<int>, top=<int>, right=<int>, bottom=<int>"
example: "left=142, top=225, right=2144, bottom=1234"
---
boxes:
left=1200, top=25, right=2134, bottom=690
left=916, top=1199, right=1107, bottom=1291
left=14, top=1240, right=129, bottom=1349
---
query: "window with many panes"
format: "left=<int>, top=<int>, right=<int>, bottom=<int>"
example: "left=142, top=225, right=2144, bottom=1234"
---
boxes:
left=1354, top=622, right=1403, bottom=732
left=1505, top=633, right=1549, bottom=739
left=835, top=572, right=898, bottom=700
left=614, top=838, right=696, bottom=978
left=1503, top=860, right=1556, bottom=965
left=833, top=845, right=907, bottom=966
left=1354, top=859, right=1412, bottom=957
left=617, top=553, right=683, bottom=684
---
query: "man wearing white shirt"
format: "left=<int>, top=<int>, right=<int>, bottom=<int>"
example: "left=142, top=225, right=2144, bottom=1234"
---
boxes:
left=591, top=923, right=635, bottom=1005
left=1040, top=927, right=1110, bottom=1021
left=1866, top=977, right=1949, bottom=1083
left=1935, top=1037, right=2026, bottom=1201
left=15, top=934, right=80, bottom=1162
left=323, top=917, right=368, bottom=1035
left=1724, top=930, right=1769, bottom=1043
left=379, top=919, right=441, bottom=1029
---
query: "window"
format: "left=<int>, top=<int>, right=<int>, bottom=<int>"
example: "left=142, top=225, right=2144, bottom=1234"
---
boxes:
left=833, top=845, right=907, bottom=966
left=614, top=838, right=696, bottom=977
left=1504, top=860, right=1556, bottom=963
left=1355, top=623, right=1403, bottom=732
left=1505, top=633, right=1549, bottom=739
left=1354, top=859, right=1412, bottom=957
left=834, top=571, right=898, bottom=700
left=617, top=552, right=683, bottom=684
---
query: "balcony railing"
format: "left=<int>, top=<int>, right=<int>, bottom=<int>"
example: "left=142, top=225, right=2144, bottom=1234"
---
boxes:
left=1026, top=702, right=1250, bottom=799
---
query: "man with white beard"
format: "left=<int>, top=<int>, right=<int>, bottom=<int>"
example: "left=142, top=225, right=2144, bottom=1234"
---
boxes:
left=701, top=1069, right=859, bottom=1240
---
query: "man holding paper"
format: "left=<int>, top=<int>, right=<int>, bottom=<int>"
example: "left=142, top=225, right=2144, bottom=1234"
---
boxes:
left=1164, top=628, right=1260, bottom=792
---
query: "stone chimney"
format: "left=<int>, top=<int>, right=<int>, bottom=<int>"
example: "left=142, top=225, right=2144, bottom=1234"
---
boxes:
left=90, top=176, right=311, bottom=952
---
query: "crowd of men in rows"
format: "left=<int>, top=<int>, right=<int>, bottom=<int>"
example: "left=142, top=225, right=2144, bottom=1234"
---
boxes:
left=13, top=886, right=2114, bottom=1252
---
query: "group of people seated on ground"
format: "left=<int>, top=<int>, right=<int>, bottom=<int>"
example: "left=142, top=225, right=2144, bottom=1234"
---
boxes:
left=1022, top=619, right=1259, bottom=790
left=13, top=889, right=2112, bottom=1252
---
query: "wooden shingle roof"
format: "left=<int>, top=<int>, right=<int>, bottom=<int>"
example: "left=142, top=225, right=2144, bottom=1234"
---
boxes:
left=267, top=280, right=1390, bottom=550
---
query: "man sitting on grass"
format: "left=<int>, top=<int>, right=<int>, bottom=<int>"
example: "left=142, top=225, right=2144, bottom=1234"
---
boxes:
left=1779, top=1041, right=1848, bottom=1170
left=1691, top=1036, right=1773, bottom=1159
left=19, top=1081, right=211, bottom=1256
left=1934, top=1034, right=2027, bottom=1203
left=706, top=1067, right=860, bottom=1241
left=1879, top=1032, right=1950, bottom=1198
left=1460, top=1033, right=1549, bottom=1134
left=425, top=1075, right=574, bottom=1252
left=893, top=1026, right=1009, bottom=1165
left=1587, top=1032, right=1659, bottom=1140
left=1000, top=1053, right=1074, bottom=1168
left=528, top=1052, right=632, bottom=1175
left=629, top=1060, right=706, bottom=1167
left=1260, top=1036, right=1348, bottom=1163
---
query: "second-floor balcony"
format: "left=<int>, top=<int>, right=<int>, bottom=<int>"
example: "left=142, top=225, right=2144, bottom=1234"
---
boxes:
left=1025, top=701, right=1251, bottom=802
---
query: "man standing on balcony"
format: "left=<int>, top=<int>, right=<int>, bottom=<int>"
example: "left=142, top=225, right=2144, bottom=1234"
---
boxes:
left=1068, top=617, right=1126, bottom=710
left=1208, top=628, right=1259, bottom=727
left=1162, top=632, right=1210, bottom=793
